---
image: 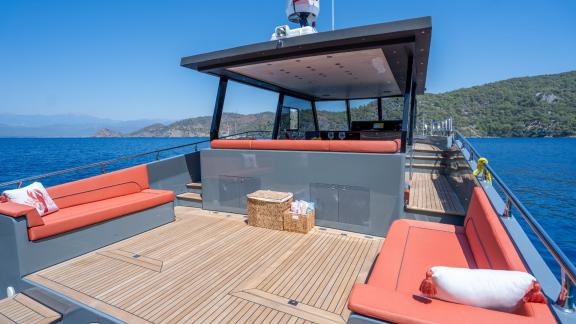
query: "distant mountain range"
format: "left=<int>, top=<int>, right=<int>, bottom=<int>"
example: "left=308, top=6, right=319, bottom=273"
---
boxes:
left=3, top=71, right=575, bottom=138
left=0, top=114, right=172, bottom=138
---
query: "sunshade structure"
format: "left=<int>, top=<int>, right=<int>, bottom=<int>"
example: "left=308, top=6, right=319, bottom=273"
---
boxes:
left=181, top=16, right=432, bottom=149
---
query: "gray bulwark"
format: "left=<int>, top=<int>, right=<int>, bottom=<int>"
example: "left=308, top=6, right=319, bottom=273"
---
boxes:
left=201, top=149, right=405, bottom=237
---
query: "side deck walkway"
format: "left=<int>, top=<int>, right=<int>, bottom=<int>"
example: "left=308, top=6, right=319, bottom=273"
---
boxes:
left=27, top=207, right=382, bottom=324
left=406, top=172, right=466, bottom=216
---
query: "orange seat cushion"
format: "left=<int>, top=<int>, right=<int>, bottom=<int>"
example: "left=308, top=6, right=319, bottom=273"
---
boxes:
left=367, top=220, right=476, bottom=294
left=210, top=139, right=253, bottom=150
left=28, top=189, right=173, bottom=241
left=47, top=165, right=150, bottom=209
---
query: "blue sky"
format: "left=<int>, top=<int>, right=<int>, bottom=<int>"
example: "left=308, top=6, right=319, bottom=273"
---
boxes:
left=1, top=0, right=575, bottom=121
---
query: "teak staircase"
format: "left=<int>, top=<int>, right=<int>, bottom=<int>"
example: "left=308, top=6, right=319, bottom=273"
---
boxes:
left=176, top=182, right=203, bottom=208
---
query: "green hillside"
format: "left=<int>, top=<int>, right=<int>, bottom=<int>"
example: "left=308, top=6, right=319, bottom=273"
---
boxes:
left=97, top=71, right=576, bottom=138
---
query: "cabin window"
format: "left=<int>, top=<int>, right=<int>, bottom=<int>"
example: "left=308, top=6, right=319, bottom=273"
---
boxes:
left=219, top=81, right=277, bottom=138
left=316, top=101, right=349, bottom=131
left=381, top=97, right=404, bottom=120
left=350, top=99, right=378, bottom=121
left=278, top=96, right=315, bottom=139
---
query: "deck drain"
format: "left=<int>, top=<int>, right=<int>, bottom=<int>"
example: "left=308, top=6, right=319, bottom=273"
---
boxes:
left=340, top=233, right=348, bottom=236
left=288, top=299, right=299, bottom=306
left=132, top=254, right=141, bottom=259
left=364, top=235, right=373, bottom=239
left=319, top=228, right=327, bottom=231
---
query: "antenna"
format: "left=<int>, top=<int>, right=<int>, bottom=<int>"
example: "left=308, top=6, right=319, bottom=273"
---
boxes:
left=332, top=0, right=335, bottom=31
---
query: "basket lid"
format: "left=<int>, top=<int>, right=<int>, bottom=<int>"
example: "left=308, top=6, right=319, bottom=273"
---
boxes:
left=247, top=190, right=293, bottom=203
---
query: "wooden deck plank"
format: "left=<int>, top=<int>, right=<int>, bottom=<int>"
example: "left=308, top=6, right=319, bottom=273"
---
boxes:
left=0, top=294, right=61, bottom=324
left=407, top=172, right=466, bottom=216
left=27, top=207, right=381, bottom=323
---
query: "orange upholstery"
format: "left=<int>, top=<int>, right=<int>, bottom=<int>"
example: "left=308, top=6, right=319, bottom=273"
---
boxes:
left=0, top=201, right=44, bottom=227
left=47, top=165, right=149, bottom=209
left=464, top=188, right=526, bottom=271
left=28, top=189, right=173, bottom=241
left=348, top=188, right=556, bottom=323
left=328, top=140, right=399, bottom=153
left=211, top=139, right=400, bottom=153
left=251, top=139, right=330, bottom=151
left=210, top=139, right=253, bottom=150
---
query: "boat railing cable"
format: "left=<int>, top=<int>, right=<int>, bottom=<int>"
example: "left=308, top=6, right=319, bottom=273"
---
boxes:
left=453, top=129, right=575, bottom=313
left=0, top=130, right=271, bottom=189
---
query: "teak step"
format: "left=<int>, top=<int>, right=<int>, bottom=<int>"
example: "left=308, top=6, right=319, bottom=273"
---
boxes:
left=186, top=182, right=202, bottom=190
left=0, top=293, right=61, bottom=324
left=177, top=192, right=202, bottom=202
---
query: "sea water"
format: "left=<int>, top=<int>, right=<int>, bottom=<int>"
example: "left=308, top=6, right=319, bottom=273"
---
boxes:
left=0, top=137, right=574, bottom=275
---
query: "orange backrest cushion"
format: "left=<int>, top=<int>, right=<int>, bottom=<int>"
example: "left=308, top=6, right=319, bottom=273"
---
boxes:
left=464, top=187, right=527, bottom=271
left=211, top=139, right=252, bottom=150
left=328, top=140, right=399, bottom=153
left=47, top=165, right=150, bottom=209
left=251, top=139, right=330, bottom=151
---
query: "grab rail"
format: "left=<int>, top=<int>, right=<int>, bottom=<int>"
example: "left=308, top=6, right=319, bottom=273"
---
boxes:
left=454, top=129, right=575, bottom=312
left=0, top=130, right=271, bottom=189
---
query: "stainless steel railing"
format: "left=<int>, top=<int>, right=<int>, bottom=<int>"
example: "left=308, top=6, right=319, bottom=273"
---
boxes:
left=0, top=130, right=271, bottom=189
left=454, top=129, right=575, bottom=312
left=415, top=117, right=453, bottom=137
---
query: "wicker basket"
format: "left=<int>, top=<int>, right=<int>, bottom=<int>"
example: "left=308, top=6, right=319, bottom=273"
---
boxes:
left=247, top=190, right=293, bottom=231
left=283, top=209, right=315, bottom=234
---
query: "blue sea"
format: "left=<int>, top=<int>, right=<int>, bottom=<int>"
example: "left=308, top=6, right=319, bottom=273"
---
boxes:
left=0, top=137, right=574, bottom=276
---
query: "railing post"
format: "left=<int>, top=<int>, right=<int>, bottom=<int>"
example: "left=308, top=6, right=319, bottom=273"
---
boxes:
left=556, top=270, right=575, bottom=313
left=17, top=181, right=23, bottom=189
left=502, top=197, right=512, bottom=218
left=469, top=149, right=474, bottom=162
left=100, top=164, right=106, bottom=174
left=155, top=152, right=160, bottom=161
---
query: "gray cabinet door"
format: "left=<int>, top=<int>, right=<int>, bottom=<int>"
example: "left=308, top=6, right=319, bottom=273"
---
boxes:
left=310, top=183, right=339, bottom=222
left=338, top=185, right=370, bottom=226
left=218, top=175, right=240, bottom=209
left=239, top=177, right=260, bottom=209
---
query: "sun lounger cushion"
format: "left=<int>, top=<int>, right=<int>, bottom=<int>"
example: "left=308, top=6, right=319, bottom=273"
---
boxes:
left=348, top=187, right=556, bottom=323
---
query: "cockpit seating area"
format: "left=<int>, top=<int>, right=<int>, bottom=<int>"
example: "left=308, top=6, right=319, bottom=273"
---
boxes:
left=211, top=139, right=401, bottom=154
left=347, top=187, right=556, bottom=323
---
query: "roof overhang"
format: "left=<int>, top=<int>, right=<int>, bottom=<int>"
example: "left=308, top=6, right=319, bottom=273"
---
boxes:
left=181, top=17, right=431, bottom=100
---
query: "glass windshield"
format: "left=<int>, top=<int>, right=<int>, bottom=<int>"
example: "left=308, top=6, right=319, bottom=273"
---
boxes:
left=316, top=101, right=349, bottom=131
left=278, top=96, right=315, bottom=139
left=350, top=99, right=378, bottom=121
left=219, top=81, right=277, bottom=138
left=381, top=97, right=404, bottom=120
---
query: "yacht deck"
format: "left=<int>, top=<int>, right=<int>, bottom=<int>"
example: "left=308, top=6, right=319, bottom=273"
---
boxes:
left=406, top=172, right=466, bottom=216
left=26, top=207, right=382, bottom=324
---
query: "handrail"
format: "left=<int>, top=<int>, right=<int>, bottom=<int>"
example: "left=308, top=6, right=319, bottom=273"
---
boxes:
left=454, top=129, right=575, bottom=312
left=0, top=130, right=271, bottom=189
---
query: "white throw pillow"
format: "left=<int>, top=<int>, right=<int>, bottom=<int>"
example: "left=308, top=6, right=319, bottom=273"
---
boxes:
left=2, top=182, right=59, bottom=216
left=426, top=266, right=537, bottom=311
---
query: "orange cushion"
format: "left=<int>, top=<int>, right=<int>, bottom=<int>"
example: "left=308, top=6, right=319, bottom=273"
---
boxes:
left=47, top=165, right=150, bottom=209
left=0, top=201, right=44, bottom=227
left=368, top=220, right=476, bottom=293
left=28, top=189, right=173, bottom=241
left=349, top=285, right=555, bottom=324
left=210, top=140, right=252, bottom=150
left=211, top=139, right=399, bottom=153
left=251, top=139, right=330, bottom=151
left=464, top=188, right=527, bottom=271
left=328, top=140, right=399, bottom=153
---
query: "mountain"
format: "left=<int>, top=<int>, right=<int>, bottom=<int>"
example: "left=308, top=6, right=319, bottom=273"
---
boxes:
left=0, top=113, right=172, bottom=137
left=101, top=70, right=574, bottom=138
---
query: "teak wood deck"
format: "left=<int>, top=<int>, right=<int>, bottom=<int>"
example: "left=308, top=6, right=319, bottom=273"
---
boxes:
left=27, top=207, right=382, bottom=324
left=0, top=293, right=61, bottom=324
left=407, top=172, right=466, bottom=216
